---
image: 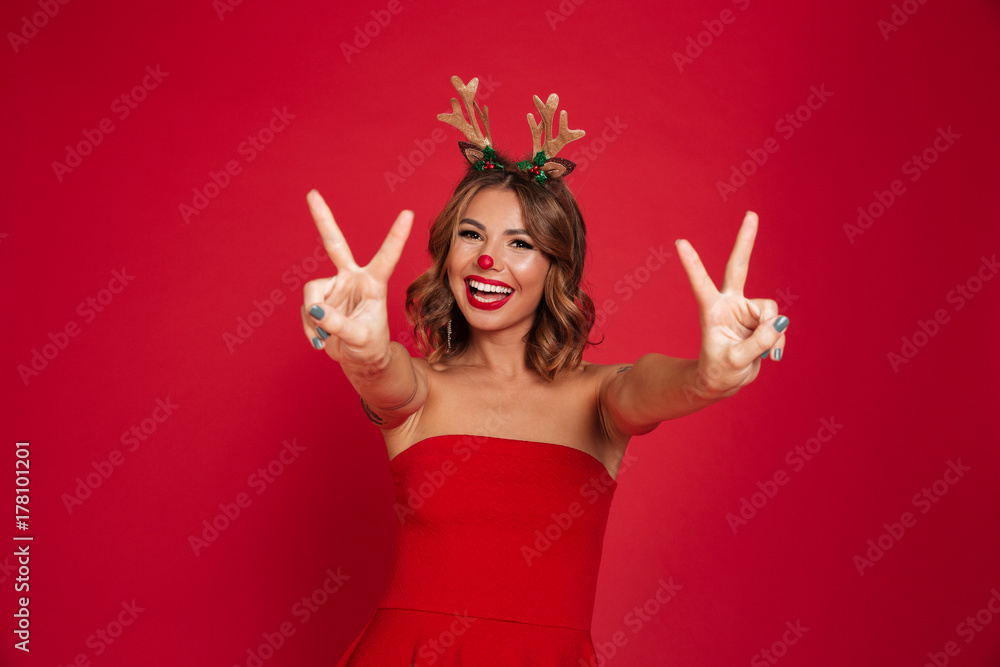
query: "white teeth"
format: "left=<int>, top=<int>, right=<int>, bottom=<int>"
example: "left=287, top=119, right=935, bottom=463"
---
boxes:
left=468, top=279, right=513, bottom=294
left=473, top=291, right=505, bottom=303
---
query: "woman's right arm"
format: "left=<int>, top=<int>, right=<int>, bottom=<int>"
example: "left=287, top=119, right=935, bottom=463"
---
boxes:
left=299, top=189, right=429, bottom=430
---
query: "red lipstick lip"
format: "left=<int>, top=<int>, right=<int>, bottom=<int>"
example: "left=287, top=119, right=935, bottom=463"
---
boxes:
left=465, top=275, right=514, bottom=290
left=464, top=277, right=514, bottom=311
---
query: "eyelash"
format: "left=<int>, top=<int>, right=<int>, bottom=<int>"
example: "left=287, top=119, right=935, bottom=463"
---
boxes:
left=458, top=229, right=534, bottom=250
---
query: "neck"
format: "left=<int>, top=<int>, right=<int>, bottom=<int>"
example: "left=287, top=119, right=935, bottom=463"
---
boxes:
left=458, top=321, right=535, bottom=379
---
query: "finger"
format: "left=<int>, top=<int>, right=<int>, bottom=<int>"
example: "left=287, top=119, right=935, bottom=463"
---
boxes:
left=772, top=334, right=786, bottom=361
left=747, top=298, right=778, bottom=358
left=747, top=298, right=778, bottom=326
left=306, top=300, right=364, bottom=347
left=302, top=277, right=336, bottom=345
left=721, top=211, right=758, bottom=295
left=367, top=210, right=414, bottom=284
left=674, top=238, right=720, bottom=312
left=307, top=190, right=359, bottom=271
left=300, top=305, right=325, bottom=349
left=731, top=314, right=789, bottom=367
left=303, top=277, right=336, bottom=311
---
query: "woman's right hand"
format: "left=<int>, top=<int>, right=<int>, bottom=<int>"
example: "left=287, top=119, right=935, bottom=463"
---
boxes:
left=300, top=189, right=414, bottom=367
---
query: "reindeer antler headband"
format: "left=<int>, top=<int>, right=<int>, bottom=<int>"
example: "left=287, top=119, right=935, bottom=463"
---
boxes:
left=436, top=75, right=586, bottom=182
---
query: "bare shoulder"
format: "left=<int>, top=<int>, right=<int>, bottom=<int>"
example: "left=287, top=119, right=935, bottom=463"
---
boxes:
left=579, top=359, right=637, bottom=446
left=375, top=355, right=432, bottom=453
left=413, top=354, right=456, bottom=385
left=411, top=354, right=435, bottom=375
left=579, top=359, right=635, bottom=388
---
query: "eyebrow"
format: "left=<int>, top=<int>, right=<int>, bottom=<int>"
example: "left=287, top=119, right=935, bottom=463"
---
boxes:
left=459, top=218, right=530, bottom=236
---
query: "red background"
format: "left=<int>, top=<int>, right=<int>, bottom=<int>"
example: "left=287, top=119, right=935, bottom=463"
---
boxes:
left=3, top=0, right=999, bottom=665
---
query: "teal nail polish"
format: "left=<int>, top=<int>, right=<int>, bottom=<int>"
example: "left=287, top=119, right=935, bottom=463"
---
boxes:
left=309, top=305, right=325, bottom=319
left=774, top=348, right=782, bottom=361
left=312, top=337, right=322, bottom=349
left=773, top=316, right=789, bottom=333
left=761, top=350, right=769, bottom=359
left=317, top=327, right=329, bottom=340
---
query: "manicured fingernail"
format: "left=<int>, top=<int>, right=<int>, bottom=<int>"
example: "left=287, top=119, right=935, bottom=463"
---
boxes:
left=761, top=350, right=769, bottom=359
left=773, top=348, right=782, bottom=361
left=311, top=337, right=322, bottom=349
left=773, top=316, right=789, bottom=333
left=309, top=305, right=325, bottom=318
left=317, top=327, right=329, bottom=340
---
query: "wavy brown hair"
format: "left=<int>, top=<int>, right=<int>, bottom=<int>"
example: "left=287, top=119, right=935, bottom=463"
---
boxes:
left=405, top=155, right=597, bottom=381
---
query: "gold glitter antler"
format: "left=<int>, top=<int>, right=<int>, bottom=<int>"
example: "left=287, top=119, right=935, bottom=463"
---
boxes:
left=437, top=76, right=493, bottom=149
left=437, top=75, right=503, bottom=169
left=522, top=93, right=586, bottom=180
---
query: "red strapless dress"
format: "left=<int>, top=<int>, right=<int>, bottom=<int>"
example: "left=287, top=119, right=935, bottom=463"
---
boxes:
left=335, top=434, right=617, bottom=666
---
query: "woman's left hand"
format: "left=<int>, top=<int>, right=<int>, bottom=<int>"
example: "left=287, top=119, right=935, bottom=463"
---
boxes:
left=674, top=211, right=789, bottom=399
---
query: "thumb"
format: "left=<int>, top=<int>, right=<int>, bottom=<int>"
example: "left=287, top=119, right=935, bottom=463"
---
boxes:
left=735, top=315, right=789, bottom=367
left=312, top=303, right=362, bottom=347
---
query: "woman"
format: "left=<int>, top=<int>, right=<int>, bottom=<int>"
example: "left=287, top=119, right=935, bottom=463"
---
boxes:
left=301, top=77, right=789, bottom=665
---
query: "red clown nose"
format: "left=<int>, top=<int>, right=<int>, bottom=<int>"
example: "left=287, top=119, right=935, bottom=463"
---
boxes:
left=478, top=255, right=493, bottom=270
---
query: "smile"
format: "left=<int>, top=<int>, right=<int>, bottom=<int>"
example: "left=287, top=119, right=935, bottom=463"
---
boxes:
left=464, top=277, right=514, bottom=310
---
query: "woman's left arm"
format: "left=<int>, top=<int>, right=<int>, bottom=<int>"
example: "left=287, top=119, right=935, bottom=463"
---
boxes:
left=599, top=211, right=790, bottom=435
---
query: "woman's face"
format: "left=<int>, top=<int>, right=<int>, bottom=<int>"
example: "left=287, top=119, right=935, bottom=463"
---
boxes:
left=445, top=187, right=551, bottom=336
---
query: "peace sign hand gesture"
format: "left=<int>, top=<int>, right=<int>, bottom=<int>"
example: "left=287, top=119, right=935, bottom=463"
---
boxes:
left=674, top=211, right=789, bottom=400
left=300, top=190, right=414, bottom=367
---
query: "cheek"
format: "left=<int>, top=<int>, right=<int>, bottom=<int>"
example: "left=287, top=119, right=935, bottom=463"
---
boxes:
left=449, top=243, right=476, bottom=267
left=511, top=255, right=550, bottom=291
left=446, top=246, right=467, bottom=272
